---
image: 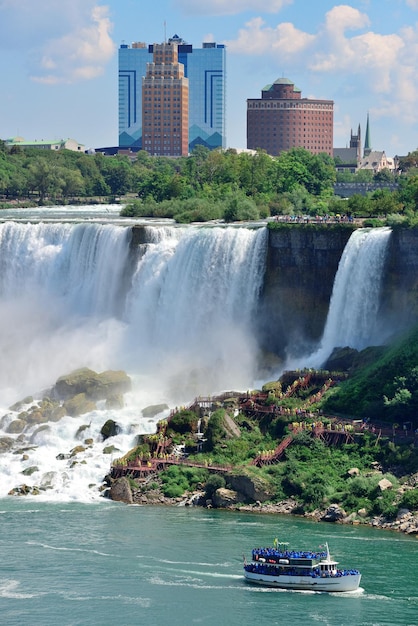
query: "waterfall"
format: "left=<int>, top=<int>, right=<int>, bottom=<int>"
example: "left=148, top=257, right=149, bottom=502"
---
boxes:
left=0, top=221, right=267, bottom=499
left=123, top=226, right=268, bottom=396
left=297, top=227, right=392, bottom=368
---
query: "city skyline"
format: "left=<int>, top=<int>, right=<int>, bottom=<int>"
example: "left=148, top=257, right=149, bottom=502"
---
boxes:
left=1, top=1, right=418, bottom=156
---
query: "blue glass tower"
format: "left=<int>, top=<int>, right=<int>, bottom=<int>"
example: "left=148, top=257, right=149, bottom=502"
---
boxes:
left=118, top=35, right=226, bottom=152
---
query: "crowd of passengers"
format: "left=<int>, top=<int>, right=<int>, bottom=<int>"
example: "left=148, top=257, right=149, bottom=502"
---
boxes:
left=245, top=563, right=360, bottom=577
left=252, top=548, right=327, bottom=561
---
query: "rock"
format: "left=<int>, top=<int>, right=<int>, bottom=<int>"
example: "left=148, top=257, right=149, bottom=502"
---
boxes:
left=0, top=437, right=15, bottom=453
left=347, top=467, right=360, bottom=477
left=212, top=487, right=242, bottom=508
left=6, top=419, right=26, bottom=434
left=9, top=396, right=33, bottom=411
left=21, top=466, right=39, bottom=476
left=321, top=504, right=346, bottom=522
left=142, top=403, right=169, bottom=418
left=357, top=508, right=368, bottom=518
left=54, top=368, right=131, bottom=401
left=227, top=472, right=273, bottom=503
left=110, top=477, right=133, bottom=504
left=70, top=445, right=86, bottom=457
left=103, top=445, right=120, bottom=455
left=100, top=419, right=121, bottom=440
left=378, top=478, right=393, bottom=491
left=64, top=393, right=97, bottom=417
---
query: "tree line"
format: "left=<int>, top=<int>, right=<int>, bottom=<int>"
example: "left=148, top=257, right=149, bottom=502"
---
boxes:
left=2, top=139, right=418, bottom=224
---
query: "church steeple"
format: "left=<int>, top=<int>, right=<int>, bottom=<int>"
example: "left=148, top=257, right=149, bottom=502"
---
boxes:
left=364, top=112, right=371, bottom=157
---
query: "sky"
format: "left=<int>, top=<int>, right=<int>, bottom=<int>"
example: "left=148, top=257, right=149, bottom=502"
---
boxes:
left=1, top=0, right=418, bottom=157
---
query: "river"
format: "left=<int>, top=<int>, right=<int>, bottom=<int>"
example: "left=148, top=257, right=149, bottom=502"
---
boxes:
left=1, top=500, right=417, bottom=626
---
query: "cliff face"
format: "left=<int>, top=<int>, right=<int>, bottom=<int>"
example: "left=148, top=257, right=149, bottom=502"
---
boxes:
left=380, top=227, right=418, bottom=332
left=258, top=226, right=354, bottom=357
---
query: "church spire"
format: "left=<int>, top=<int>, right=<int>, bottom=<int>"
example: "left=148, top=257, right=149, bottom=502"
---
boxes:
left=364, top=112, right=371, bottom=157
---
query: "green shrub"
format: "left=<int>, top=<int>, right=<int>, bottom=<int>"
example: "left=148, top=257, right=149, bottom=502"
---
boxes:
left=204, top=474, right=226, bottom=498
left=399, top=488, right=418, bottom=510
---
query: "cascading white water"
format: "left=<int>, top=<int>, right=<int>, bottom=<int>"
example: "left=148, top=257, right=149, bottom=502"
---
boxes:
left=0, top=220, right=267, bottom=499
left=294, top=227, right=392, bottom=369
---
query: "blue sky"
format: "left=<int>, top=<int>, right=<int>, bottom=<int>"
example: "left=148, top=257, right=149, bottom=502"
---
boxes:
left=1, top=0, right=418, bottom=156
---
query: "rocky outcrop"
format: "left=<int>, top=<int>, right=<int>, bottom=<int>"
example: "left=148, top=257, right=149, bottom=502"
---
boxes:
left=212, top=487, right=242, bottom=507
left=54, top=368, right=131, bottom=401
left=109, top=477, right=133, bottom=504
left=321, top=504, right=347, bottom=522
left=227, top=473, right=273, bottom=503
left=142, top=404, right=169, bottom=418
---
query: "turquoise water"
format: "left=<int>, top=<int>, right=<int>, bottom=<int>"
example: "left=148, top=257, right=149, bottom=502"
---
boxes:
left=0, top=501, right=417, bottom=626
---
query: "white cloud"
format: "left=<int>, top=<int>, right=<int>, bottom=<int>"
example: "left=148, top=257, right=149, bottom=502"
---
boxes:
left=406, top=0, right=418, bottom=9
left=0, top=1, right=115, bottom=84
left=225, top=17, right=314, bottom=57
left=175, top=0, right=293, bottom=17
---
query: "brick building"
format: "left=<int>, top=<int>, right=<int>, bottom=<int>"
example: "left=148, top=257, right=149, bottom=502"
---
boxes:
left=247, top=77, right=334, bottom=157
left=141, top=41, right=189, bottom=157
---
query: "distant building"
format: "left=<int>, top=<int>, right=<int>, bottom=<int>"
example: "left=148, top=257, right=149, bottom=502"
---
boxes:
left=334, top=125, right=362, bottom=173
left=118, top=35, right=226, bottom=152
left=5, top=137, right=85, bottom=152
left=246, top=77, right=334, bottom=156
left=334, top=114, right=396, bottom=174
left=141, top=41, right=189, bottom=157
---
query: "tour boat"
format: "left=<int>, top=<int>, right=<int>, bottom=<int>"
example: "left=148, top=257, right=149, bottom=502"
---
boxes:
left=243, top=541, right=361, bottom=592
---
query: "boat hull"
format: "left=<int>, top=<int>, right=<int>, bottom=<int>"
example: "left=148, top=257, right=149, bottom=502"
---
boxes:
left=244, top=570, right=361, bottom=592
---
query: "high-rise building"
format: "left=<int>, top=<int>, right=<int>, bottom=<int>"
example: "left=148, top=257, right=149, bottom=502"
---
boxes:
left=141, top=42, right=189, bottom=157
left=119, top=35, right=226, bottom=153
left=247, top=77, right=333, bottom=156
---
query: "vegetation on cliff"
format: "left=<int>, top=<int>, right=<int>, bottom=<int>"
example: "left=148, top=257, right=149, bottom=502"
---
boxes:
left=114, top=355, right=418, bottom=526
left=323, top=325, right=418, bottom=422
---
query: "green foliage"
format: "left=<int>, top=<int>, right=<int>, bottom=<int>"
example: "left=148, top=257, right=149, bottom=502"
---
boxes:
left=204, top=473, right=226, bottom=498
left=204, top=409, right=226, bottom=452
left=160, top=464, right=209, bottom=498
left=322, top=325, right=418, bottom=424
left=168, top=410, right=199, bottom=435
left=400, top=488, right=418, bottom=510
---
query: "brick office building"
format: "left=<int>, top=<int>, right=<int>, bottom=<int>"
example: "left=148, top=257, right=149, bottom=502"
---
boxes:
left=141, top=41, right=189, bottom=157
left=247, top=77, right=334, bottom=157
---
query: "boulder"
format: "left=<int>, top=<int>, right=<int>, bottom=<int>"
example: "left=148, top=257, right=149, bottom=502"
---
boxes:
left=21, top=466, right=39, bottom=476
left=347, top=467, right=360, bottom=477
left=54, top=368, right=131, bottom=401
left=101, top=419, right=121, bottom=440
left=212, top=487, right=242, bottom=508
left=64, top=393, right=97, bottom=417
left=7, top=419, right=26, bottom=434
left=321, top=504, right=346, bottom=522
left=142, top=403, right=169, bottom=418
left=0, top=437, right=15, bottom=453
left=378, top=478, right=393, bottom=492
left=227, top=473, right=273, bottom=503
left=110, top=477, right=133, bottom=504
left=70, top=445, right=86, bottom=458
